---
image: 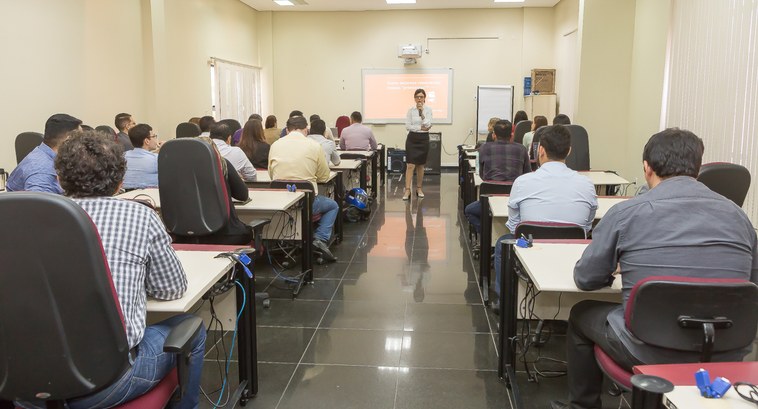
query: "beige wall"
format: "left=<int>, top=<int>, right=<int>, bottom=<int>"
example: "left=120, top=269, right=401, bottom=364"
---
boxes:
left=268, top=8, right=556, bottom=165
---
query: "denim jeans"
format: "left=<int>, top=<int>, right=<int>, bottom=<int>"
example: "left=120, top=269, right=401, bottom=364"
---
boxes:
left=312, top=195, right=339, bottom=242
left=21, top=314, right=206, bottom=409
left=464, top=201, right=482, bottom=234
left=492, top=233, right=515, bottom=298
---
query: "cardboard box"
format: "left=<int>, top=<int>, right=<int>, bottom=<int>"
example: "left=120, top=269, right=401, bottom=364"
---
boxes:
left=531, top=69, right=556, bottom=94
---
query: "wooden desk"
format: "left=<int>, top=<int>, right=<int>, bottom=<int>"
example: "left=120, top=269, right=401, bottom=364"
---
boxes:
left=337, top=151, right=377, bottom=198
left=477, top=195, right=630, bottom=304
left=147, top=247, right=259, bottom=404
left=635, top=362, right=758, bottom=409
left=498, top=240, right=621, bottom=408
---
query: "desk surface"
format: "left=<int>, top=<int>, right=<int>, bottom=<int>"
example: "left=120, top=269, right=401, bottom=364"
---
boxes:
left=117, top=188, right=304, bottom=212
left=253, top=171, right=337, bottom=184
left=146, top=250, right=233, bottom=312
left=514, top=242, right=621, bottom=293
left=337, top=150, right=375, bottom=157
left=330, top=159, right=363, bottom=170
left=663, top=387, right=753, bottom=409
left=578, top=171, right=631, bottom=185
left=488, top=195, right=629, bottom=219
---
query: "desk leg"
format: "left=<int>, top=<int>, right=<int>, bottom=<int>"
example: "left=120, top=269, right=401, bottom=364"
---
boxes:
left=479, top=195, right=491, bottom=305
left=294, top=193, right=313, bottom=296
left=335, top=172, right=344, bottom=243
left=500, top=240, right=523, bottom=408
left=359, top=160, right=368, bottom=193
left=236, top=267, right=258, bottom=402
left=371, top=153, right=378, bottom=198
left=379, top=146, right=386, bottom=186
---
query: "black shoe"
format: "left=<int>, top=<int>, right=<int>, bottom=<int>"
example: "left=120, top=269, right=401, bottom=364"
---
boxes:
left=550, top=401, right=569, bottom=409
left=312, top=239, right=337, bottom=262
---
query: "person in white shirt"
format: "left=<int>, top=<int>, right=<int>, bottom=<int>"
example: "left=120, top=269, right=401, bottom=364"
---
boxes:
left=209, top=122, right=257, bottom=182
left=308, top=119, right=341, bottom=166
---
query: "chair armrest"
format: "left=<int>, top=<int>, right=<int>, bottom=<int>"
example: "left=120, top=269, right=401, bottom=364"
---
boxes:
left=163, top=316, right=203, bottom=354
left=248, top=218, right=272, bottom=231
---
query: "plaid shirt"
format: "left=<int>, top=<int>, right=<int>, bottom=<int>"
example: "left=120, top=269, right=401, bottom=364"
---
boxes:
left=74, top=197, right=187, bottom=348
left=478, top=140, right=531, bottom=181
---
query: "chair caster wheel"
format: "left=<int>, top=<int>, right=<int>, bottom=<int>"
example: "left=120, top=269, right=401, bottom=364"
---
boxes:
left=263, top=299, right=271, bottom=309
left=316, top=257, right=325, bottom=265
left=282, top=261, right=292, bottom=268
left=608, top=383, right=623, bottom=397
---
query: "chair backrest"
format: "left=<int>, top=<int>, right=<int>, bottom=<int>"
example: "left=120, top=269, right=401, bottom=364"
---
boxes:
left=335, top=116, right=350, bottom=138
left=513, top=120, right=532, bottom=144
left=269, top=179, right=315, bottom=203
left=697, top=162, right=751, bottom=207
left=15, top=132, right=43, bottom=164
left=175, top=122, right=202, bottom=139
left=0, top=193, right=129, bottom=402
left=626, top=276, right=758, bottom=360
left=530, top=126, right=549, bottom=161
left=479, top=181, right=513, bottom=195
left=339, top=153, right=368, bottom=161
left=514, top=221, right=586, bottom=239
left=158, top=138, right=230, bottom=238
left=564, top=124, right=590, bottom=171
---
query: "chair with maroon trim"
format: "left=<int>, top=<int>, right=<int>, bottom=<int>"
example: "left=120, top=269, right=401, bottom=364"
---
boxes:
left=697, top=162, right=751, bottom=207
left=0, top=192, right=202, bottom=408
left=513, top=120, right=532, bottom=145
left=564, top=125, right=590, bottom=171
left=595, top=276, right=758, bottom=393
left=175, top=122, right=202, bottom=139
left=469, top=181, right=514, bottom=249
left=514, top=221, right=586, bottom=241
left=14, top=132, right=43, bottom=164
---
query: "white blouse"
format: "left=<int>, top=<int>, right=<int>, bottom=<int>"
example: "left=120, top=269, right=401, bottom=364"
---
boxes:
left=405, top=105, right=433, bottom=132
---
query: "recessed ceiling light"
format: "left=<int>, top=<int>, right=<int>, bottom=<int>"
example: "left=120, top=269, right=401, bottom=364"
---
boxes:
left=274, top=0, right=294, bottom=5
left=386, top=0, right=416, bottom=4
left=494, top=0, right=525, bottom=2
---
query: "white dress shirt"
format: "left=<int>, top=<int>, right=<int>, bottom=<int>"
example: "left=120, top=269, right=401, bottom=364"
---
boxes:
left=212, top=138, right=257, bottom=181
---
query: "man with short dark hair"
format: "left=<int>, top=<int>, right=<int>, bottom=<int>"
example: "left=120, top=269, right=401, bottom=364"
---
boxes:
left=309, top=114, right=335, bottom=141
left=280, top=110, right=304, bottom=137
left=7, top=113, right=82, bottom=194
left=114, top=112, right=136, bottom=151
left=553, top=113, right=571, bottom=125
left=53, top=131, right=204, bottom=409
left=209, top=122, right=256, bottom=181
left=464, top=120, right=530, bottom=233
left=198, top=115, right=215, bottom=137
left=491, top=125, right=597, bottom=307
left=551, top=129, right=758, bottom=409
left=308, top=119, right=341, bottom=166
left=339, top=111, right=377, bottom=151
left=123, top=124, right=160, bottom=189
left=269, top=116, right=339, bottom=261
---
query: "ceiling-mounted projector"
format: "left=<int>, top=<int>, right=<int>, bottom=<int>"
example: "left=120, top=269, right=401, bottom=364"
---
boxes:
left=398, top=44, right=422, bottom=64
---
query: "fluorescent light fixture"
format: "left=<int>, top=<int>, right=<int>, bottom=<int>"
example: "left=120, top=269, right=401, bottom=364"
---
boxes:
left=386, top=0, right=416, bottom=4
left=494, top=0, right=525, bottom=2
left=274, top=0, right=294, bottom=5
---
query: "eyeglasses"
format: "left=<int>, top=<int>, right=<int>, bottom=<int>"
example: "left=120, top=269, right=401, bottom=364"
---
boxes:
left=149, top=134, right=159, bottom=139
left=414, top=95, right=425, bottom=99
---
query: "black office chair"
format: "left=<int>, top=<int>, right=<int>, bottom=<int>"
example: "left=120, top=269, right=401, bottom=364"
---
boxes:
left=0, top=192, right=202, bottom=408
left=514, top=221, right=586, bottom=240
left=158, top=138, right=271, bottom=306
left=269, top=179, right=335, bottom=265
left=14, top=132, right=43, bottom=164
left=513, top=120, right=532, bottom=144
left=596, top=276, right=758, bottom=391
left=565, top=124, right=591, bottom=171
left=175, top=122, right=202, bottom=139
left=470, top=182, right=513, bottom=257
left=697, top=162, right=751, bottom=207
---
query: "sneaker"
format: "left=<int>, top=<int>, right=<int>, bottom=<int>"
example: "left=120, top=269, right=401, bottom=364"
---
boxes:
left=312, top=239, right=337, bottom=262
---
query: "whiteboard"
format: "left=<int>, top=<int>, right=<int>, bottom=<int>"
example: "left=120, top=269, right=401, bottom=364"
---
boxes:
left=476, top=85, right=514, bottom=136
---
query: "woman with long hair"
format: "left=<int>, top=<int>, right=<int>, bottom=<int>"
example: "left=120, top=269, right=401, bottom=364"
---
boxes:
left=263, top=115, right=279, bottom=145
left=238, top=119, right=270, bottom=169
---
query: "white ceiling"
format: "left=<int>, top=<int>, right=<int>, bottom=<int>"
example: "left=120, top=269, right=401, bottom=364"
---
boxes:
left=240, top=0, right=560, bottom=12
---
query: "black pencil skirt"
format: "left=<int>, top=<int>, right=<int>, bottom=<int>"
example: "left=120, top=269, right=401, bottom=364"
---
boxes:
left=405, top=131, right=430, bottom=165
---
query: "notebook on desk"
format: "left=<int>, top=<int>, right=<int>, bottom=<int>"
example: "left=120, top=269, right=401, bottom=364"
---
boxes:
left=663, top=386, right=754, bottom=409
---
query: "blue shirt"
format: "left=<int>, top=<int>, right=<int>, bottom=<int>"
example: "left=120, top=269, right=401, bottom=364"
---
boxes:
left=506, top=161, right=597, bottom=233
left=123, top=148, right=159, bottom=189
left=6, top=143, right=63, bottom=194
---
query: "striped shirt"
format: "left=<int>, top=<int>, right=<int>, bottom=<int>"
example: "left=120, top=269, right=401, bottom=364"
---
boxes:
left=73, top=197, right=187, bottom=348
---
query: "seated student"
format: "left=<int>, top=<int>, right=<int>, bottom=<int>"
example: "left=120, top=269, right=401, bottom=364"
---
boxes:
left=264, top=115, right=280, bottom=145
left=50, top=130, right=204, bottom=409
left=339, top=111, right=377, bottom=151
left=522, top=115, right=548, bottom=149
left=210, top=122, right=257, bottom=182
left=123, top=123, right=160, bottom=189
left=492, top=125, right=597, bottom=310
left=308, top=119, right=341, bottom=166
left=269, top=116, right=338, bottom=262
left=512, top=110, right=528, bottom=135
left=114, top=113, right=136, bottom=152
left=551, top=129, right=758, bottom=409
left=280, top=110, right=303, bottom=137
left=232, top=114, right=262, bottom=145
left=198, top=115, right=215, bottom=137
left=237, top=118, right=270, bottom=169
left=464, top=120, right=530, bottom=234
left=484, top=117, right=500, bottom=142
left=552, top=113, right=571, bottom=125
left=310, top=114, right=336, bottom=142
left=7, top=113, right=82, bottom=194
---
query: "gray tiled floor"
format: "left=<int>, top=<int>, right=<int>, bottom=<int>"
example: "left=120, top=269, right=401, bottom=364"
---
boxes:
left=197, top=171, right=589, bottom=409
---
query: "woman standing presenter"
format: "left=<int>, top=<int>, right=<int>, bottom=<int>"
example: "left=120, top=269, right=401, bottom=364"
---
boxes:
left=403, top=88, right=433, bottom=200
